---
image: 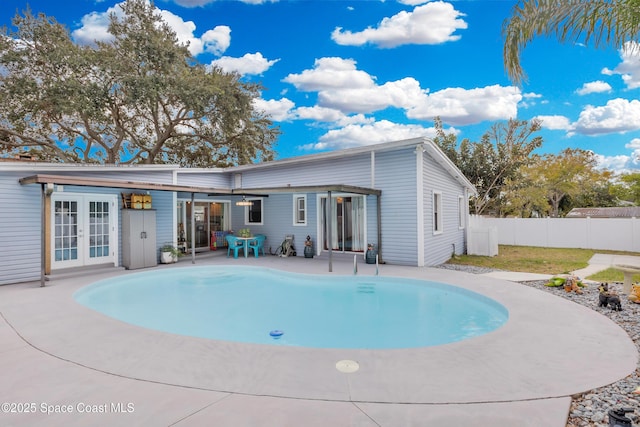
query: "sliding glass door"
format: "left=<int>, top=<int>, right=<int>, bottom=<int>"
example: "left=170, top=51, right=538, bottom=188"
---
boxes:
left=178, top=200, right=230, bottom=252
left=321, top=195, right=365, bottom=252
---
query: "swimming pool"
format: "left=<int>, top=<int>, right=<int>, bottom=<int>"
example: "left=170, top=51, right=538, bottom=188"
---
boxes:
left=74, top=266, right=508, bottom=349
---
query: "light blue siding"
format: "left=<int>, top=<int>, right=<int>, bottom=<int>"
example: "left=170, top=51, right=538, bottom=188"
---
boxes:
left=228, top=193, right=317, bottom=256
left=423, top=154, right=467, bottom=266
left=239, top=154, right=372, bottom=188
left=176, top=171, right=230, bottom=188
left=0, top=172, right=42, bottom=285
left=375, top=147, right=418, bottom=265
left=366, top=194, right=379, bottom=252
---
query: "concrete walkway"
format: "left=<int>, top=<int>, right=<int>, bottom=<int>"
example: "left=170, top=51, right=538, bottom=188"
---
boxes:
left=0, top=253, right=637, bottom=427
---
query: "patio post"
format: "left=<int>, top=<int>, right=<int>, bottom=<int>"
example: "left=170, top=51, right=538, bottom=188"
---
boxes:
left=40, top=183, right=46, bottom=287
left=377, top=193, right=383, bottom=263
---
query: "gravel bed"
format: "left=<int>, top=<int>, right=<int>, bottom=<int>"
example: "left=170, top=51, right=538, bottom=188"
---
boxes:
left=437, top=264, right=640, bottom=427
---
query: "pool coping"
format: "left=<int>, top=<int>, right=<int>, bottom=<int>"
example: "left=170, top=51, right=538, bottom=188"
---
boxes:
left=1, top=254, right=637, bottom=426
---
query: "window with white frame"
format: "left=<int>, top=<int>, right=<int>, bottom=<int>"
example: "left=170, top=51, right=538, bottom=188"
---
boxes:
left=293, top=194, right=307, bottom=226
left=458, top=195, right=465, bottom=229
left=433, top=191, right=443, bottom=234
left=245, top=198, right=263, bottom=225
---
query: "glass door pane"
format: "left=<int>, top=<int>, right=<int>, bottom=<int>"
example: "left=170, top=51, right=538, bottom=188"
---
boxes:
left=89, top=201, right=110, bottom=259
left=321, top=196, right=365, bottom=252
left=54, top=200, right=78, bottom=262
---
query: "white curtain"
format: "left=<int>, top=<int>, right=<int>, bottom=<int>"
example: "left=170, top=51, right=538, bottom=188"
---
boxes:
left=351, top=196, right=364, bottom=251
left=331, top=198, right=339, bottom=249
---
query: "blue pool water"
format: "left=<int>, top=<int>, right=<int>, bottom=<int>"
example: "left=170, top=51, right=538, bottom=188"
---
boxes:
left=74, top=266, right=508, bottom=349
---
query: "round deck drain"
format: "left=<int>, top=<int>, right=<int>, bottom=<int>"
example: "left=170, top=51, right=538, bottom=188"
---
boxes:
left=335, top=359, right=359, bottom=373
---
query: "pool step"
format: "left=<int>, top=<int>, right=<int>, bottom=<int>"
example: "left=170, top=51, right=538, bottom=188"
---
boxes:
left=356, top=283, right=376, bottom=294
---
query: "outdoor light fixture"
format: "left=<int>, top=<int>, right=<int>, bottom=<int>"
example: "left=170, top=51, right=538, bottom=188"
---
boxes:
left=236, top=196, right=253, bottom=206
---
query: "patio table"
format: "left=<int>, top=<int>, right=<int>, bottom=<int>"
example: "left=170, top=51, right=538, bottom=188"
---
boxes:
left=235, top=236, right=254, bottom=258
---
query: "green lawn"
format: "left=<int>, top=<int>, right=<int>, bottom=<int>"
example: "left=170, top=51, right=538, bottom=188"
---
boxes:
left=447, top=245, right=640, bottom=281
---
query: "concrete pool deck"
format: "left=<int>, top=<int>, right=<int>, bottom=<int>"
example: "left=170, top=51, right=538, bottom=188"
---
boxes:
left=0, top=253, right=637, bottom=427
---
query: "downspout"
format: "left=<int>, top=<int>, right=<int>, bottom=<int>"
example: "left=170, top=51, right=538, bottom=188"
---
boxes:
left=191, top=192, right=196, bottom=264
left=377, top=193, right=383, bottom=263
left=327, top=190, right=332, bottom=272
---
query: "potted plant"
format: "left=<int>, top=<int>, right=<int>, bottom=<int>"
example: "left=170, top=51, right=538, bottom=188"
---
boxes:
left=304, top=235, right=314, bottom=258
left=160, top=243, right=182, bottom=264
left=238, top=228, right=252, bottom=238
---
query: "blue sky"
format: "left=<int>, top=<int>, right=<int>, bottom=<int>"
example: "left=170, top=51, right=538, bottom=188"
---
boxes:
left=3, top=0, right=640, bottom=173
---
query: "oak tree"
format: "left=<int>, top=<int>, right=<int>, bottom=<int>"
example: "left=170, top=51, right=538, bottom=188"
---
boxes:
left=0, top=0, right=278, bottom=165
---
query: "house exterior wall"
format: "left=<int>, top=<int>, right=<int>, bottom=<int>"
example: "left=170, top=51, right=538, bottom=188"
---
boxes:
left=0, top=166, right=176, bottom=285
left=229, top=193, right=318, bottom=255
left=422, top=153, right=467, bottom=266
left=0, top=139, right=474, bottom=285
left=176, top=170, right=230, bottom=188
left=374, top=147, right=418, bottom=266
left=238, top=154, right=372, bottom=188
left=0, top=171, right=42, bottom=285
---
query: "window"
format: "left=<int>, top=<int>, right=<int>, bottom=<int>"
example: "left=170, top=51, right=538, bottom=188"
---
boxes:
left=293, top=194, right=307, bottom=226
left=245, top=198, right=263, bottom=225
left=433, top=191, right=443, bottom=234
left=458, top=195, right=465, bottom=229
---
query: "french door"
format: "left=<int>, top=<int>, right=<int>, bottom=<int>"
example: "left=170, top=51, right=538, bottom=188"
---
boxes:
left=320, top=195, right=365, bottom=252
left=51, top=194, right=117, bottom=269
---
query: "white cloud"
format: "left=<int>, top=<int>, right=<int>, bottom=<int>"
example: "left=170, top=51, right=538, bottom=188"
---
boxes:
left=318, top=77, right=427, bottom=113
left=331, top=1, right=467, bottom=48
left=199, top=26, right=231, bottom=56
left=406, top=85, right=522, bottom=126
left=252, top=97, right=295, bottom=121
left=575, top=80, right=612, bottom=95
left=292, top=107, right=372, bottom=128
left=299, top=120, right=437, bottom=151
left=594, top=153, right=634, bottom=173
left=602, top=41, right=640, bottom=89
left=519, top=92, right=543, bottom=108
left=171, top=0, right=277, bottom=6
left=283, top=57, right=375, bottom=91
left=573, top=98, right=640, bottom=135
left=593, top=139, right=640, bottom=173
left=211, top=52, right=279, bottom=75
left=71, top=5, right=121, bottom=45
left=284, top=57, right=521, bottom=125
left=398, top=0, right=430, bottom=5
left=293, top=106, right=346, bottom=122
left=535, top=115, right=572, bottom=130
left=71, top=1, right=230, bottom=56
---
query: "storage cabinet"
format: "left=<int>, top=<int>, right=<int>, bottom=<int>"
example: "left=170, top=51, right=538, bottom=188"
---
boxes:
left=122, top=209, right=157, bottom=269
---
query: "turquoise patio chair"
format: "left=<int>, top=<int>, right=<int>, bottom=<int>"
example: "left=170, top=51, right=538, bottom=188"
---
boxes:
left=248, top=235, right=266, bottom=258
left=226, top=235, right=245, bottom=259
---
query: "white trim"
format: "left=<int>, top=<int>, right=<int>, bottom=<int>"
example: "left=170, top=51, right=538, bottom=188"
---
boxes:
left=370, top=151, right=375, bottom=188
left=315, top=193, right=367, bottom=255
left=244, top=197, right=264, bottom=225
left=433, top=190, right=443, bottom=235
left=458, top=195, right=466, bottom=229
left=416, top=145, right=425, bottom=266
left=292, top=194, right=307, bottom=226
left=50, top=192, right=118, bottom=270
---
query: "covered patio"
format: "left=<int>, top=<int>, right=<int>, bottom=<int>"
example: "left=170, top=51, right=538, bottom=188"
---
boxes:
left=19, top=174, right=382, bottom=286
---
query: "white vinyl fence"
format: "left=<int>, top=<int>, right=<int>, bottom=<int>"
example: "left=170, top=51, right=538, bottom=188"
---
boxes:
left=468, top=215, right=640, bottom=253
